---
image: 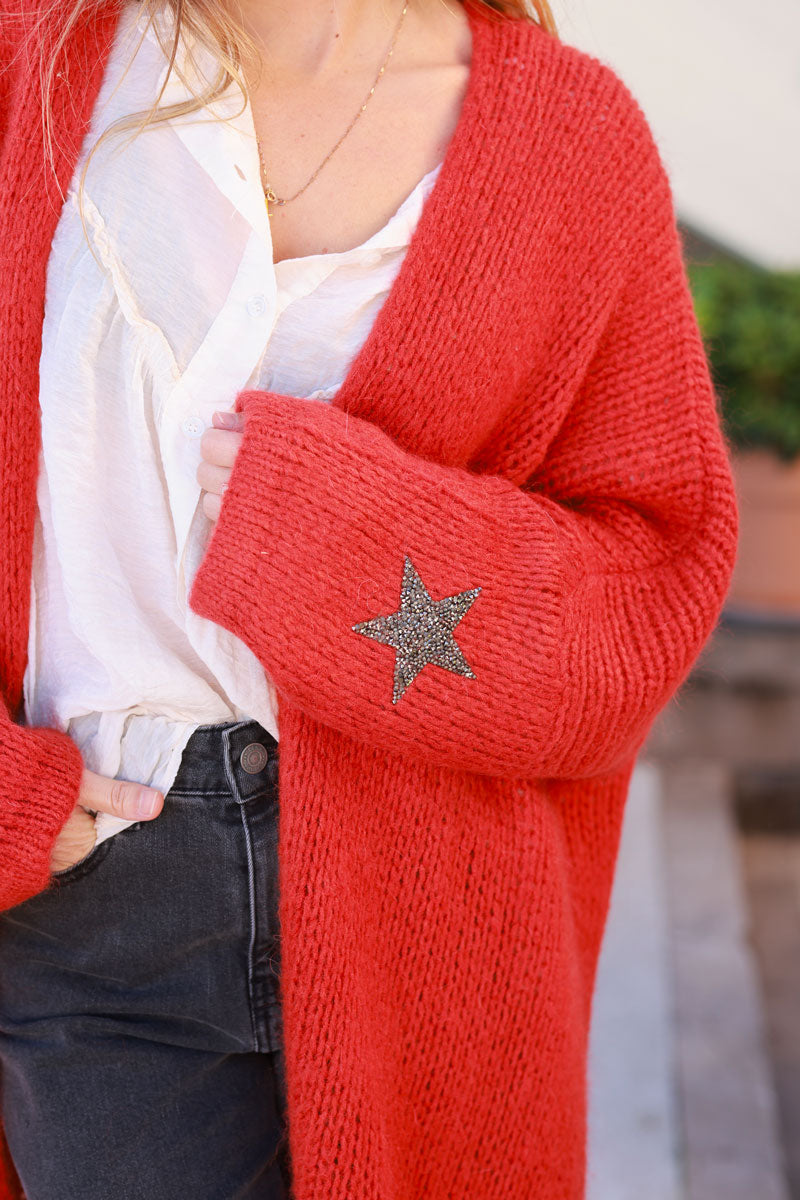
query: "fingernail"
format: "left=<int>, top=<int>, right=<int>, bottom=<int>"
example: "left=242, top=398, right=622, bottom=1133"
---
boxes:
left=212, top=410, right=237, bottom=429
left=137, top=789, right=161, bottom=818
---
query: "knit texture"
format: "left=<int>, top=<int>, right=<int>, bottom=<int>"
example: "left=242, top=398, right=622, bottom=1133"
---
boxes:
left=0, top=1, right=739, bottom=1196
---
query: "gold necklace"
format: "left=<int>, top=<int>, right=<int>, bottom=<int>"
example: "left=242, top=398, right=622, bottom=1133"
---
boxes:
left=255, top=1, right=409, bottom=217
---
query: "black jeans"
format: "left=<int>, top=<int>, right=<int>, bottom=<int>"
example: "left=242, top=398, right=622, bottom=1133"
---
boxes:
left=0, top=718, right=292, bottom=1199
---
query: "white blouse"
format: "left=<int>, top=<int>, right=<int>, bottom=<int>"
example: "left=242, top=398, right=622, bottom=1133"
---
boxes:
left=23, top=1, right=442, bottom=848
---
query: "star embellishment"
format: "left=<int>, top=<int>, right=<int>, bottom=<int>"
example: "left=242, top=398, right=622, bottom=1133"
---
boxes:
left=352, top=556, right=481, bottom=704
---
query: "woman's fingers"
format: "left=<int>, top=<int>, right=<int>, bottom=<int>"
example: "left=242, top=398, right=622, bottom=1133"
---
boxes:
left=78, top=767, right=164, bottom=821
left=199, top=426, right=242, bottom=469
left=50, top=806, right=97, bottom=873
left=196, top=459, right=227, bottom=520
left=197, top=418, right=242, bottom=523
left=197, top=443, right=235, bottom=523
left=196, top=459, right=230, bottom=495
left=201, top=489, right=223, bottom=523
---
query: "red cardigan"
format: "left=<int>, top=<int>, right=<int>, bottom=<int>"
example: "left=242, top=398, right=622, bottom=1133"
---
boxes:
left=0, top=1, right=739, bottom=1196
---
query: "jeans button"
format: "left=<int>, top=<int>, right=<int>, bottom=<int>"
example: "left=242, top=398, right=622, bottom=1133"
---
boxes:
left=240, top=742, right=269, bottom=774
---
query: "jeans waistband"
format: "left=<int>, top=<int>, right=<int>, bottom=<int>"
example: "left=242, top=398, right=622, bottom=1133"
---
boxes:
left=169, top=719, right=279, bottom=803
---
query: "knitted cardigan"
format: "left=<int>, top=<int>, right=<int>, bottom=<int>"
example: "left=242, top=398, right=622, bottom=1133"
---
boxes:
left=0, top=1, right=739, bottom=1196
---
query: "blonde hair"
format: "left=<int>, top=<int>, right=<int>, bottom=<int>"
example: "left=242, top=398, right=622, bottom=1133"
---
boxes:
left=23, top=0, right=557, bottom=239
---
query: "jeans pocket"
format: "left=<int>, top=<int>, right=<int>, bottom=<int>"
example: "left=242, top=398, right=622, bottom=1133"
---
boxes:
left=50, top=833, right=115, bottom=886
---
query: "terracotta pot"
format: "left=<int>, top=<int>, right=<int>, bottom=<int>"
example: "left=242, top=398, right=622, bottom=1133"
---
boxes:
left=727, top=447, right=800, bottom=617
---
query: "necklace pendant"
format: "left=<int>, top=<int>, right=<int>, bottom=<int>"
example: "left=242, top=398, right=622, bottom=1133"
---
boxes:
left=265, top=186, right=279, bottom=205
left=264, top=186, right=287, bottom=217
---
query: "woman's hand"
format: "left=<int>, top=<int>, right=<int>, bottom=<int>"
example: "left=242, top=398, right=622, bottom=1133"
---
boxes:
left=50, top=769, right=164, bottom=874
left=197, top=410, right=244, bottom=523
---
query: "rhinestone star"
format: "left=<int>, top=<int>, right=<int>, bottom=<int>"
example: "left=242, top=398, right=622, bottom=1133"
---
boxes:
left=352, top=556, right=481, bottom=704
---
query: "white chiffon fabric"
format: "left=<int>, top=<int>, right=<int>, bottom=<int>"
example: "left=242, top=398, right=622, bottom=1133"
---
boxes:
left=23, top=1, right=442, bottom=847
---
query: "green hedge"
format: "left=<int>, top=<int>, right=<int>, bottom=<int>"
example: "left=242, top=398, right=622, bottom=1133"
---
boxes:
left=687, top=256, right=800, bottom=462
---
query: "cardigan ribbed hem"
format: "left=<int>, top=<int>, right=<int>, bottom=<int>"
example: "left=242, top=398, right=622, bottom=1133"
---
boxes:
left=0, top=720, right=84, bottom=909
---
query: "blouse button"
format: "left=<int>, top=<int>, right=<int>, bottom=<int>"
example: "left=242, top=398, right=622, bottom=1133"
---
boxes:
left=246, top=293, right=267, bottom=318
left=181, top=415, right=205, bottom=438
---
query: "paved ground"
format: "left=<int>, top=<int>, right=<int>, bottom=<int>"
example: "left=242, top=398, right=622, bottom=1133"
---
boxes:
left=740, top=834, right=800, bottom=1197
left=586, top=761, right=680, bottom=1200
left=587, top=759, right=790, bottom=1200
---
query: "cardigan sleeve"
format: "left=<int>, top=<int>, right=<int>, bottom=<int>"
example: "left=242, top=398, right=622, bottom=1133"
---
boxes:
left=188, top=144, right=739, bottom=782
left=0, top=704, right=85, bottom=911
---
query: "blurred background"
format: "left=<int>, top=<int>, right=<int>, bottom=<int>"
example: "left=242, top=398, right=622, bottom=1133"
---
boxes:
left=548, top=3, right=800, bottom=1199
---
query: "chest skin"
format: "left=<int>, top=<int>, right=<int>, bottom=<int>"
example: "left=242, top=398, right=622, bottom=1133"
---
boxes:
left=248, top=5, right=473, bottom=266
